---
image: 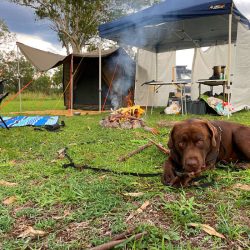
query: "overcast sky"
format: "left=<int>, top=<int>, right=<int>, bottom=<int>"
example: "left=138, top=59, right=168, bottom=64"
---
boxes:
left=0, top=0, right=250, bottom=66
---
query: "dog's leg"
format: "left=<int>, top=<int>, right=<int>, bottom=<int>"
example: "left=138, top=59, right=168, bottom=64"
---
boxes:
left=162, top=158, right=180, bottom=186
left=233, top=127, right=250, bottom=160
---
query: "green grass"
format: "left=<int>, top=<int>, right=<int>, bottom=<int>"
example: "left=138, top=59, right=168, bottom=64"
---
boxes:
left=0, top=94, right=249, bottom=249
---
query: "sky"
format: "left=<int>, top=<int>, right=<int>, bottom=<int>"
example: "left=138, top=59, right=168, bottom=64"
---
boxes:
left=0, top=0, right=250, bottom=67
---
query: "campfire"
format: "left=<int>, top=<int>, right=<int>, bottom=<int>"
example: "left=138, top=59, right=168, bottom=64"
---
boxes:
left=100, top=105, right=158, bottom=134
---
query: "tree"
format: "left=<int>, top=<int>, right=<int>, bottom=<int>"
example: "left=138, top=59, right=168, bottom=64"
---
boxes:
left=10, top=0, right=160, bottom=54
left=32, top=73, right=52, bottom=94
left=51, top=65, right=63, bottom=90
left=0, top=19, right=16, bottom=49
left=0, top=51, right=35, bottom=93
left=11, top=0, right=107, bottom=54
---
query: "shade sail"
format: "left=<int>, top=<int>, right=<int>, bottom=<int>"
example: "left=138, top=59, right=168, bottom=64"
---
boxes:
left=16, top=42, right=66, bottom=71
left=99, top=0, right=250, bottom=52
left=17, top=42, right=122, bottom=71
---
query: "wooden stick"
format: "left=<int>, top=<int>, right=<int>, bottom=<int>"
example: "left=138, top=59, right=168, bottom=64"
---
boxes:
left=148, top=139, right=170, bottom=155
left=143, top=126, right=159, bottom=135
left=89, top=232, right=147, bottom=250
left=118, top=142, right=153, bottom=162
left=111, top=227, right=136, bottom=241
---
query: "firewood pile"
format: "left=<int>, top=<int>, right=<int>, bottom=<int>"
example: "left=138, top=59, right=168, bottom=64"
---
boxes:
left=100, top=105, right=159, bottom=134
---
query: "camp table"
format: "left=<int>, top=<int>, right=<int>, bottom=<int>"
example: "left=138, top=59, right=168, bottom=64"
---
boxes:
left=141, top=80, right=190, bottom=115
left=197, top=79, right=231, bottom=102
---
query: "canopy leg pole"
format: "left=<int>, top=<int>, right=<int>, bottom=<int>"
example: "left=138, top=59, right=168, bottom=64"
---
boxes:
left=99, top=41, right=102, bottom=113
left=227, top=12, right=232, bottom=118
left=151, top=53, right=158, bottom=114
left=17, top=45, right=22, bottom=112
left=146, top=85, right=150, bottom=115
left=70, top=54, right=74, bottom=115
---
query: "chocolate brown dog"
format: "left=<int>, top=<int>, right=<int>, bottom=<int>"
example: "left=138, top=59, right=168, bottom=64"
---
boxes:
left=162, top=119, right=250, bottom=186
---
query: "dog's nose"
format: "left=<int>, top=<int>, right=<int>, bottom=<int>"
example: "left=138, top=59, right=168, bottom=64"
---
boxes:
left=185, top=158, right=199, bottom=171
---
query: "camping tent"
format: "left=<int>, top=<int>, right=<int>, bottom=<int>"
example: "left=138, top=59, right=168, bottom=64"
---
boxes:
left=99, top=0, right=250, bottom=112
left=60, top=48, right=135, bottom=110
left=17, top=43, right=135, bottom=111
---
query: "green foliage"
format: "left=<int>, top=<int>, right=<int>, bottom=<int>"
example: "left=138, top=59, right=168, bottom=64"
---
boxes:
left=51, top=65, right=63, bottom=89
left=0, top=101, right=250, bottom=249
left=108, top=0, right=161, bottom=19
left=0, top=52, right=35, bottom=92
left=162, top=191, right=201, bottom=224
left=0, top=19, right=15, bottom=46
left=11, top=0, right=107, bottom=53
left=0, top=205, right=14, bottom=233
left=31, top=74, right=51, bottom=94
left=217, top=203, right=247, bottom=239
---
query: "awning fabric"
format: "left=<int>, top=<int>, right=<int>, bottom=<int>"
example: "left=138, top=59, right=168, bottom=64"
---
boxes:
left=99, top=0, right=250, bottom=52
left=16, top=42, right=65, bottom=71
left=17, top=42, right=122, bottom=71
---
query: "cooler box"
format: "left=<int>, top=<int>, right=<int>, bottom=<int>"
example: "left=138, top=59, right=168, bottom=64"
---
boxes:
left=186, top=100, right=207, bottom=115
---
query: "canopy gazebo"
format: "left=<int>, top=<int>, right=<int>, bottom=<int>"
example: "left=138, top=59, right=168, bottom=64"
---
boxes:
left=99, top=0, right=250, bottom=112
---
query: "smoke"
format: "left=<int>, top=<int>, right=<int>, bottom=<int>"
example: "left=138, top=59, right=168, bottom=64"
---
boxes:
left=107, top=48, right=135, bottom=109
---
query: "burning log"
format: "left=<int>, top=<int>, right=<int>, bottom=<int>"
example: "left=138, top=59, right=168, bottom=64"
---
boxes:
left=118, top=142, right=153, bottom=162
left=100, top=106, right=159, bottom=135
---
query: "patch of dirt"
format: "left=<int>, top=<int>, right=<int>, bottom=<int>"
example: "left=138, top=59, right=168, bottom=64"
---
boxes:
left=157, top=120, right=178, bottom=128
left=10, top=109, right=107, bottom=117
left=56, top=221, right=90, bottom=243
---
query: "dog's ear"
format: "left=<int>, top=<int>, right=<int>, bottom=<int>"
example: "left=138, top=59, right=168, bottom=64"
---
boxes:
left=203, top=120, right=218, bottom=147
left=167, top=126, right=175, bottom=149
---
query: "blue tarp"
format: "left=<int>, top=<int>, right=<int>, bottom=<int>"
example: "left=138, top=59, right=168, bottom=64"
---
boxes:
left=99, top=0, right=250, bottom=52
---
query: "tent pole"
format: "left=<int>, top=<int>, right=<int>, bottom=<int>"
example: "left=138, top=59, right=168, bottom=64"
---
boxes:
left=70, top=54, right=74, bottom=115
left=227, top=11, right=233, bottom=118
left=99, top=41, right=102, bottom=113
left=17, top=45, right=22, bottom=112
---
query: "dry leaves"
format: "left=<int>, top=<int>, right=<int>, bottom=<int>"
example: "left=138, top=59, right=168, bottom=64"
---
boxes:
left=0, top=180, right=18, bottom=187
left=188, top=223, right=225, bottom=239
left=123, top=192, right=144, bottom=197
left=3, top=196, right=17, bottom=205
left=18, top=226, right=47, bottom=239
left=126, top=200, right=150, bottom=222
left=53, top=210, right=71, bottom=220
left=232, top=183, right=250, bottom=191
left=57, top=148, right=67, bottom=159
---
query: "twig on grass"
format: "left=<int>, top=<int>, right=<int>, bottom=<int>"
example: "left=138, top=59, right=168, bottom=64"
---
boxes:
left=148, top=139, right=170, bottom=155
left=118, top=142, right=153, bottom=162
left=88, top=232, right=147, bottom=250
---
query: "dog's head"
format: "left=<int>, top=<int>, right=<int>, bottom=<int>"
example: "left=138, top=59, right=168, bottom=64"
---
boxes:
left=167, top=119, right=219, bottom=174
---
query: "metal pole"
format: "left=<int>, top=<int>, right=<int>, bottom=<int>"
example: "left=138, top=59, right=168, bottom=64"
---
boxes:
left=70, top=54, right=74, bottom=115
left=227, top=11, right=232, bottom=118
left=99, top=42, right=102, bottom=112
left=151, top=52, right=158, bottom=114
left=17, top=45, right=22, bottom=112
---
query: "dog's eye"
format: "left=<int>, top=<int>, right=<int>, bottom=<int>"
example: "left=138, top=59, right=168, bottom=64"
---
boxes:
left=196, top=140, right=204, bottom=146
left=178, top=142, right=185, bottom=148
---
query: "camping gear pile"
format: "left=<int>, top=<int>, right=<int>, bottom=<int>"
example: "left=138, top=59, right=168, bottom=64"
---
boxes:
left=100, top=105, right=159, bottom=134
left=206, top=96, right=234, bottom=115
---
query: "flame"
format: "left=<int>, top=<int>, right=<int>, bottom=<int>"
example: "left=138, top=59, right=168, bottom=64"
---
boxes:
left=125, top=89, right=134, bottom=107
left=112, top=105, right=145, bottom=118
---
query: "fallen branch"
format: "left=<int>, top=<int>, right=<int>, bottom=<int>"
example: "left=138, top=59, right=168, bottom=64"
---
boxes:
left=118, top=142, right=153, bottom=162
left=89, top=232, right=147, bottom=250
left=148, top=139, right=170, bottom=155
left=111, top=227, right=136, bottom=241
left=143, top=126, right=159, bottom=135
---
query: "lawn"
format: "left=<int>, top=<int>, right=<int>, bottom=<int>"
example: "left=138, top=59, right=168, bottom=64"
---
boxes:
left=0, top=95, right=249, bottom=249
